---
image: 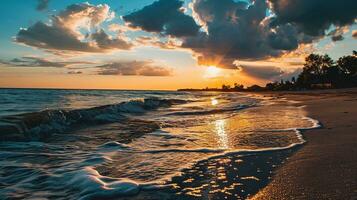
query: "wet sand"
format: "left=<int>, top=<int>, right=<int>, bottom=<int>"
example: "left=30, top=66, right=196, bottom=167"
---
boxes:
left=252, top=88, right=357, bottom=200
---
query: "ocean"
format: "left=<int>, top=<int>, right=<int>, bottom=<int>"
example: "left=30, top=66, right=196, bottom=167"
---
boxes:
left=0, top=88, right=320, bottom=199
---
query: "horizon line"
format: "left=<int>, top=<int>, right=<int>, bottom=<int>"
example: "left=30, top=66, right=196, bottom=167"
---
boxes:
left=0, top=87, right=179, bottom=92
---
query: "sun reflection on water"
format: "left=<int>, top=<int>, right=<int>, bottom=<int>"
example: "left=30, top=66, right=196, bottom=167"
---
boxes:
left=215, top=119, right=229, bottom=149
left=211, top=98, right=218, bottom=106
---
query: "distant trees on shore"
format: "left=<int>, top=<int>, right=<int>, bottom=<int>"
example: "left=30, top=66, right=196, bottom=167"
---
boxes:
left=179, top=51, right=357, bottom=92
left=266, top=51, right=357, bottom=91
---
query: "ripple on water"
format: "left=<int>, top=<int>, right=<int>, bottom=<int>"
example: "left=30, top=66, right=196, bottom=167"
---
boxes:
left=0, top=92, right=321, bottom=199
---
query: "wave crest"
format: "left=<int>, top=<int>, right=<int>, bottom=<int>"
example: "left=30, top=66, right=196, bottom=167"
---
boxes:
left=0, top=98, right=187, bottom=141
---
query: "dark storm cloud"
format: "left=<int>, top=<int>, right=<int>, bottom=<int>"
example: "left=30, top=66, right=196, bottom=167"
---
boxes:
left=123, top=0, right=200, bottom=37
left=96, top=61, right=173, bottom=76
left=185, top=0, right=357, bottom=68
left=124, top=0, right=356, bottom=69
left=181, top=0, right=307, bottom=68
left=16, top=3, right=132, bottom=53
left=36, top=0, right=49, bottom=11
left=267, top=24, right=300, bottom=50
left=269, top=0, right=357, bottom=37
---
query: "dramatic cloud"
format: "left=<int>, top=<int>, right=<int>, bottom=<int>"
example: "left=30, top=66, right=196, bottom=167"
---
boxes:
left=36, top=0, right=49, bottom=11
left=16, top=3, right=132, bottom=53
left=4, top=57, right=90, bottom=68
left=96, top=61, right=173, bottom=76
left=16, top=0, right=357, bottom=78
left=180, top=0, right=310, bottom=68
left=123, top=0, right=200, bottom=37
left=125, top=0, right=356, bottom=70
left=185, top=0, right=356, bottom=68
left=16, top=21, right=96, bottom=53
left=269, top=0, right=357, bottom=36
left=90, top=29, right=132, bottom=50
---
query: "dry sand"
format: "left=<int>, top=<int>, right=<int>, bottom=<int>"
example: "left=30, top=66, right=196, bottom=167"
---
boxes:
left=251, top=88, right=357, bottom=200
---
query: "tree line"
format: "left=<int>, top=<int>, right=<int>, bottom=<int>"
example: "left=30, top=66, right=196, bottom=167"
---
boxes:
left=265, top=51, right=357, bottom=91
left=179, top=51, right=357, bottom=92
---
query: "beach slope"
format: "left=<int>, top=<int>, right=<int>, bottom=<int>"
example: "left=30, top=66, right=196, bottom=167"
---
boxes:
left=252, top=89, right=357, bottom=199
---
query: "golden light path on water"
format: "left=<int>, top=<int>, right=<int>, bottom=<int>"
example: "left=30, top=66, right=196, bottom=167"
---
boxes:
left=210, top=98, right=229, bottom=149
left=215, top=119, right=229, bottom=149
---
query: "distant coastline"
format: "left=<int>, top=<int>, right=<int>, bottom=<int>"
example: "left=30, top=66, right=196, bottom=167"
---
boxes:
left=180, top=51, right=357, bottom=92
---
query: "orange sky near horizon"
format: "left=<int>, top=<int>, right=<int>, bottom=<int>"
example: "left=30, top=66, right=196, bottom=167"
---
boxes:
left=0, top=65, right=261, bottom=90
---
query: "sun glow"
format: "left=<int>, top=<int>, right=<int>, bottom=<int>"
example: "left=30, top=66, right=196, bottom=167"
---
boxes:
left=211, top=98, right=219, bottom=106
left=204, top=66, right=221, bottom=78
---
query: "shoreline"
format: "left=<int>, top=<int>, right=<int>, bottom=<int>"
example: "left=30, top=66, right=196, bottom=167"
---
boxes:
left=251, top=88, right=357, bottom=199
left=125, top=95, right=323, bottom=199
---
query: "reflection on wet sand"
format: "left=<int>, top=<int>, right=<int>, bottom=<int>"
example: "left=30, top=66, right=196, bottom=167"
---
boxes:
left=135, top=148, right=297, bottom=200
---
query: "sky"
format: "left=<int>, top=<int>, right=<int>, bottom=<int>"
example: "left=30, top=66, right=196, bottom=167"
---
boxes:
left=0, top=0, right=356, bottom=90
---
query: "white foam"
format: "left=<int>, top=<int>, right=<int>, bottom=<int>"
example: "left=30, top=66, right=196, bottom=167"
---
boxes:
left=65, top=167, right=141, bottom=200
left=301, top=116, right=322, bottom=129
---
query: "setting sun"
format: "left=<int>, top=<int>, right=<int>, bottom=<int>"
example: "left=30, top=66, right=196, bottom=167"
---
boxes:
left=205, top=66, right=221, bottom=78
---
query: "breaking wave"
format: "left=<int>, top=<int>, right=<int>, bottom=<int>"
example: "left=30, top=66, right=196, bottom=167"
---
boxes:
left=0, top=98, right=187, bottom=141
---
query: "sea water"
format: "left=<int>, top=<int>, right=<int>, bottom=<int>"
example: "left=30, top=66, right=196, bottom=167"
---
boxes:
left=0, top=89, right=320, bottom=199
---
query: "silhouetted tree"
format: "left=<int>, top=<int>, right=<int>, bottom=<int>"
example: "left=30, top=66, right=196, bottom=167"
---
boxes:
left=221, top=84, right=231, bottom=91
left=338, top=53, right=357, bottom=75
left=247, top=85, right=264, bottom=91
left=233, top=83, right=244, bottom=91
left=296, top=54, right=334, bottom=88
left=337, top=52, right=357, bottom=87
left=265, top=82, right=276, bottom=91
left=325, top=65, right=342, bottom=87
